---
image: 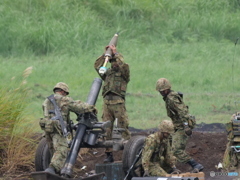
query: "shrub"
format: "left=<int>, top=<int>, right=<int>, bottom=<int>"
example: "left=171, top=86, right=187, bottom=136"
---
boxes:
left=0, top=67, right=38, bottom=175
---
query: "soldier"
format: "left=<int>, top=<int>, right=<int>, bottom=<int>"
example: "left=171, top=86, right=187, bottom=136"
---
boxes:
left=155, top=78, right=204, bottom=172
left=142, top=120, right=181, bottom=177
left=223, top=112, right=240, bottom=171
left=39, top=82, right=97, bottom=174
left=94, top=44, right=131, bottom=163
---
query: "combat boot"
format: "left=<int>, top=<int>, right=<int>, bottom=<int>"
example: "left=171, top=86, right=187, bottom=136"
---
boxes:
left=187, top=159, right=204, bottom=172
left=45, top=167, right=56, bottom=174
left=103, top=152, right=114, bottom=163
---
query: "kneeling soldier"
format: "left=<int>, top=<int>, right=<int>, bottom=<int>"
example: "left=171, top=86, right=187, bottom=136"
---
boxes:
left=223, top=112, right=240, bottom=171
left=39, top=82, right=97, bottom=174
left=142, top=120, right=181, bottom=177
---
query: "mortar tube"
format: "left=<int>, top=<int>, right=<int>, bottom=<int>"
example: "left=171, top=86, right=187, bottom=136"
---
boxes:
left=61, top=124, right=87, bottom=178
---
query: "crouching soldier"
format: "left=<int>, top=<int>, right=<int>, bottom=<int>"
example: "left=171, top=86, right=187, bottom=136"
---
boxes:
left=223, top=112, right=240, bottom=171
left=39, top=82, right=97, bottom=175
left=142, top=120, right=181, bottom=177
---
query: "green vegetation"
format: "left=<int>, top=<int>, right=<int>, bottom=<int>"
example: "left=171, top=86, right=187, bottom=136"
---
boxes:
left=1, top=0, right=240, bottom=129
left=0, top=67, right=38, bottom=174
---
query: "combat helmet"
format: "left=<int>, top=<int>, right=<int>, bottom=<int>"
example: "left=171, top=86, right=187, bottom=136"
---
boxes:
left=156, top=78, right=171, bottom=91
left=53, top=82, right=69, bottom=95
left=158, top=120, right=174, bottom=134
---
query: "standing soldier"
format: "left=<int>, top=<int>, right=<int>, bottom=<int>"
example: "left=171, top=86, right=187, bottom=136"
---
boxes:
left=142, top=120, right=181, bottom=177
left=223, top=112, right=240, bottom=171
left=94, top=44, right=131, bottom=163
left=155, top=78, right=204, bottom=172
left=39, top=82, right=97, bottom=174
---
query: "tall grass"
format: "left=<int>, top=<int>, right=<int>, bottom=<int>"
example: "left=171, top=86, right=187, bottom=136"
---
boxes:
left=0, top=67, right=38, bottom=175
left=0, top=0, right=239, bottom=56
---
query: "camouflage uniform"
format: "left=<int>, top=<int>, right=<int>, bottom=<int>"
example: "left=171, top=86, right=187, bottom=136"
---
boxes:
left=94, top=53, right=131, bottom=152
left=142, top=132, right=176, bottom=176
left=163, top=90, right=192, bottom=163
left=40, top=93, right=96, bottom=173
left=156, top=78, right=203, bottom=171
left=223, top=113, right=240, bottom=171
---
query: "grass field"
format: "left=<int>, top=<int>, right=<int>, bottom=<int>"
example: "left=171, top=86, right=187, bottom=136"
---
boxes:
left=2, top=41, right=240, bottom=129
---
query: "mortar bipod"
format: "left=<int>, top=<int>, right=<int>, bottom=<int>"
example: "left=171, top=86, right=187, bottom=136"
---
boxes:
left=81, top=119, right=127, bottom=151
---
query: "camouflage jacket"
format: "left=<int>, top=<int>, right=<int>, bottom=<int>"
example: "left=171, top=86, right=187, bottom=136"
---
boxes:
left=226, top=114, right=234, bottom=141
left=226, top=113, right=240, bottom=141
left=94, top=53, right=130, bottom=100
left=163, top=90, right=190, bottom=129
left=42, top=94, right=95, bottom=131
left=142, top=132, right=175, bottom=171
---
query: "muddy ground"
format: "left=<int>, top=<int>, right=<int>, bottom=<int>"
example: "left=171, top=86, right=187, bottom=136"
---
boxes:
left=2, top=123, right=240, bottom=180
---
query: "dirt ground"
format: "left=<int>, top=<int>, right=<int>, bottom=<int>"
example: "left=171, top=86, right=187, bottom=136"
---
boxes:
left=73, top=130, right=236, bottom=180
left=2, top=123, right=240, bottom=180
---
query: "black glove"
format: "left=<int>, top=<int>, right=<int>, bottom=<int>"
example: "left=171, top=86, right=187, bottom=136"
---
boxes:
left=184, top=122, right=192, bottom=136
left=171, top=167, right=181, bottom=174
left=143, top=170, right=150, bottom=177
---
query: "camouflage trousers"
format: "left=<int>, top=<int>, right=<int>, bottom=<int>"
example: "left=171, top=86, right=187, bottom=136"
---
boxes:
left=45, top=132, right=68, bottom=173
left=148, top=159, right=173, bottom=176
left=102, top=102, right=131, bottom=152
left=172, top=129, right=191, bottom=163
